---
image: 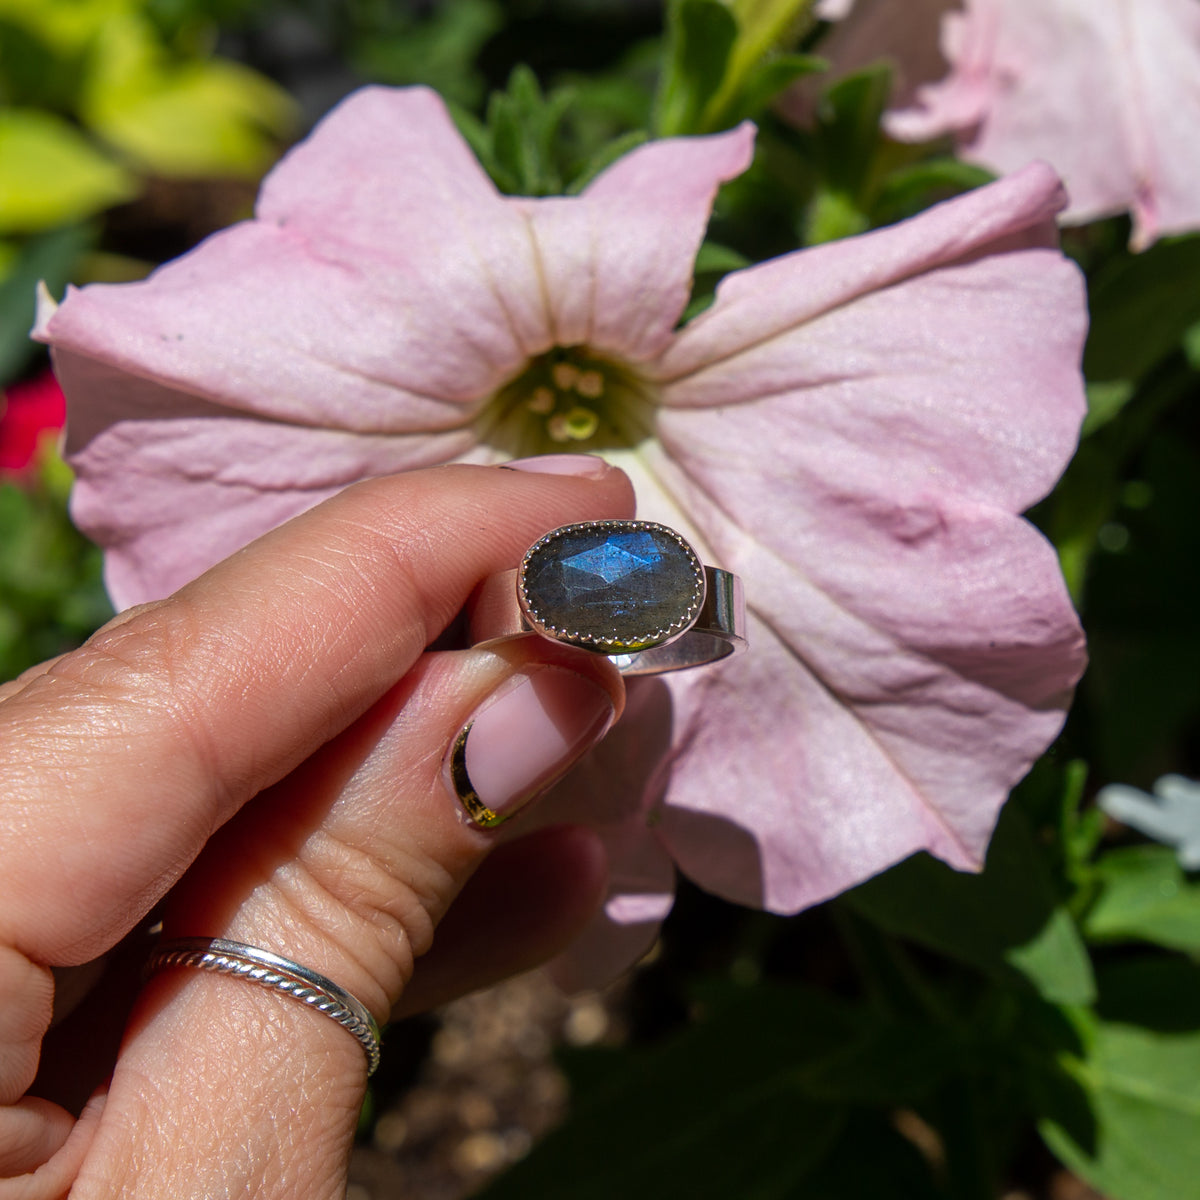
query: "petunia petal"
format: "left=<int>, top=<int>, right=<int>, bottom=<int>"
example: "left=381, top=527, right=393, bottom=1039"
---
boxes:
left=883, top=0, right=1200, bottom=249
left=652, top=481, right=1083, bottom=909
left=516, top=123, right=755, bottom=362
left=879, top=4, right=999, bottom=139
left=633, top=167, right=1087, bottom=911
left=39, top=87, right=760, bottom=615
left=644, top=366, right=1084, bottom=908
left=43, top=89, right=754, bottom=436
left=657, top=619, right=977, bottom=912
left=55, top=348, right=472, bottom=607
left=580, top=440, right=1072, bottom=916
left=40, top=87, right=549, bottom=432
left=657, top=164, right=1085, bottom=514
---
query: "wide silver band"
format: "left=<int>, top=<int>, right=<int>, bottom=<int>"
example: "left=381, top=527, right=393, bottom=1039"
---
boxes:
left=144, top=937, right=381, bottom=1075
left=470, top=563, right=747, bottom=675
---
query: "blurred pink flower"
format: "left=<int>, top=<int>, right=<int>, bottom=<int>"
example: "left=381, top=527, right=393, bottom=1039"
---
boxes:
left=37, top=87, right=1087, bottom=975
left=860, top=0, right=1200, bottom=251
left=0, top=368, right=66, bottom=473
left=805, top=0, right=955, bottom=112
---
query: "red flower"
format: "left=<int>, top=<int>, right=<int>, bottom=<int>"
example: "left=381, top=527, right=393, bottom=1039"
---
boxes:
left=0, top=369, right=66, bottom=472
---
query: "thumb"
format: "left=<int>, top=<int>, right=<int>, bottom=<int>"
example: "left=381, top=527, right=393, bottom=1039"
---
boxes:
left=162, top=636, right=623, bottom=1023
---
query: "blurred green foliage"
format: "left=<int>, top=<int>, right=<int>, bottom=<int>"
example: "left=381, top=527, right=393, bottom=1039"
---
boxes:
left=0, top=456, right=111, bottom=678
left=0, top=0, right=295, bottom=675
left=0, top=0, right=294, bottom=182
left=0, top=0, right=295, bottom=381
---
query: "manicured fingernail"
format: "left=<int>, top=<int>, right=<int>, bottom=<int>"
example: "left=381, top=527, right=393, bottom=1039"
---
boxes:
left=501, top=454, right=611, bottom=478
left=447, top=668, right=615, bottom=828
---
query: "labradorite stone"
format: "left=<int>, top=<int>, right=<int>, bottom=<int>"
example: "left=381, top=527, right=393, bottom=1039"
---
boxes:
left=521, top=524, right=702, bottom=652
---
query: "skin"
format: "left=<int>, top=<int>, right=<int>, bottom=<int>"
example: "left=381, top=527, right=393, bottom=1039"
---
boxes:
left=0, top=460, right=635, bottom=1198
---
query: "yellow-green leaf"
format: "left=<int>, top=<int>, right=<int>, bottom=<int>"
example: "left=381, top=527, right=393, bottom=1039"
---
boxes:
left=0, top=109, right=137, bottom=233
left=0, top=0, right=127, bottom=56
left=80, top=13, right=296, bottom=179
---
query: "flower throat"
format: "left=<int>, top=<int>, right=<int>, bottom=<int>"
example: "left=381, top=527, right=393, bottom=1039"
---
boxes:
left=476, top=346, right=657, bottom=457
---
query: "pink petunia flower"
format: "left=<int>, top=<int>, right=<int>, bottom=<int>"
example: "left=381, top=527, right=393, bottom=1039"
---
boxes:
left=800, top=0, right=958, bottom=114
left=867, top=0, right=1200, bottom=251
left=0, top=368, right=67, bottom=474
left=36, top=87, right=1087, bottom=977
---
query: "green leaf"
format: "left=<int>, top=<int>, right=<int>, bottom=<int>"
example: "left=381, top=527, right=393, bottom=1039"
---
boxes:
left=1055, top=760, right=1103, bottom=885
left=725, top=52, right=827, bottom=124
left=1098, top=956, right=1200, bottom=1033
left=813, top=63, right=891, bottom=200
left=1084, top=233, right=1200, bottom=381
left=1079, top=432, right=1200, bottom=782
left=1083, top=846, right=1200, bottom=954
left=873, top=158, right=993, bottom=226
left=656, top=0, right=738, bottom=137
left=1041, top=1021, right=1200, bottom=1200
left=349, top=0, right=502, bottom=108
left=0, top=224, right=94, bottom=382
left=703, top=0, right=816, bottom=131
left=1045, top=438, right=1122, bottom=602
left=805, top=186, right=868, bottom=244
left=566, top=130, right=648, bottom=195
left=798, top=1111, right=943, bottom=1199
left=0, top=16, right=73, bottom=110
left=694, top=239, right=752, bottom=275
left=446, top=102, right=496, bottom=179
left=844, top=802, right=1096, bottom=1005
left=0, top=0, right=117, bottom=56
left=0, top=109, right=137, bottom=233
left=1005, top=906, right=1096, bottom=1004
left=79, top=12, right=295, bottom=179
left=484, top=67, right=573, bottom=196
left=797, top=1017, right=963, bottom=1104
left=474, top=984, right=850, bottom=1200
left=1082, top=380, right=1137, bottom=437
left=0, top=474, right=112, bottom=682
left=1183, top=317, right=1200, bottom=370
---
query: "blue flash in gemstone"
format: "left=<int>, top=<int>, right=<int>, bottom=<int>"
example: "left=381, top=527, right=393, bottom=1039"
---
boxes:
left=519, top=521, right=704, bottom=653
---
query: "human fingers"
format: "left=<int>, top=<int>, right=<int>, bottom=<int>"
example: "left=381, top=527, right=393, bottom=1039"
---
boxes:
left=67, top=637, right=624, bottom=1197
left=0, top=456, right=633, bottom=1191
left=391, top=825, right=611, bottom=1018
left=0, top=456, right=634, bottom=969
left=154, top=637, right=624, bottom=1015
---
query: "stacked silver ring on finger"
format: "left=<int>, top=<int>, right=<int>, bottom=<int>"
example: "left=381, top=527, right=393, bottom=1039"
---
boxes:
left=144, top=937, right=381, bottom=1075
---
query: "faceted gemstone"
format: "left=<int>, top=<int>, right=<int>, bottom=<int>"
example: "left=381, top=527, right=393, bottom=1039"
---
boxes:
left=520, top=522, right=704, bottom=652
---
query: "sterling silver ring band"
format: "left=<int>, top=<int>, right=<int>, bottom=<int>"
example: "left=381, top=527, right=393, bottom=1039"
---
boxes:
left=144, top=937, right=382, bottom=1075
left=469, top=519, right=747, bottom=675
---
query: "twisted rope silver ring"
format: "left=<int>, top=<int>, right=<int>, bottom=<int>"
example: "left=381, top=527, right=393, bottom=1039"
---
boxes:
left=144, top=937, right=381, bottom=1075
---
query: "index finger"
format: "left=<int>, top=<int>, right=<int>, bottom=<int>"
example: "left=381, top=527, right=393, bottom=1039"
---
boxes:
left=0, top=458, right=633, bottom=964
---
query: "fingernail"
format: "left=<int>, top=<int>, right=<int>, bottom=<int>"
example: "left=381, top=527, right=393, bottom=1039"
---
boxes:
left=501, top=454, right=611, bottom=478
left=447, top=668, right=615, bottom=828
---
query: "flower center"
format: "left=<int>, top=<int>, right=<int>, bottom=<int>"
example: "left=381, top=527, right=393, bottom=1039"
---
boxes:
left=476, top=346, right=657, bottom=457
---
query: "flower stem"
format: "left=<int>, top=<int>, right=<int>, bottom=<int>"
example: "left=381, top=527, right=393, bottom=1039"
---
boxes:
left=702, top=0, right=816, bottom=129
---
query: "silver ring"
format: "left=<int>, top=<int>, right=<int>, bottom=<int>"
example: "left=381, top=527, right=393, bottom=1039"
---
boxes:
left=144, top=937, right=382, bottom=1075
left=469, top=519, right=747, bottom=675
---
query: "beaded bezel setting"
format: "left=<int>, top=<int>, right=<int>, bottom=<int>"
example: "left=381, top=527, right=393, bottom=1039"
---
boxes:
left=517, top=520, right=707, bottom=655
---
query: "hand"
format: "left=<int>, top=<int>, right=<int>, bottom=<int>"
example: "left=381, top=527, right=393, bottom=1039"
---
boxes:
left=0, top=456, right=633, bottom=1198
